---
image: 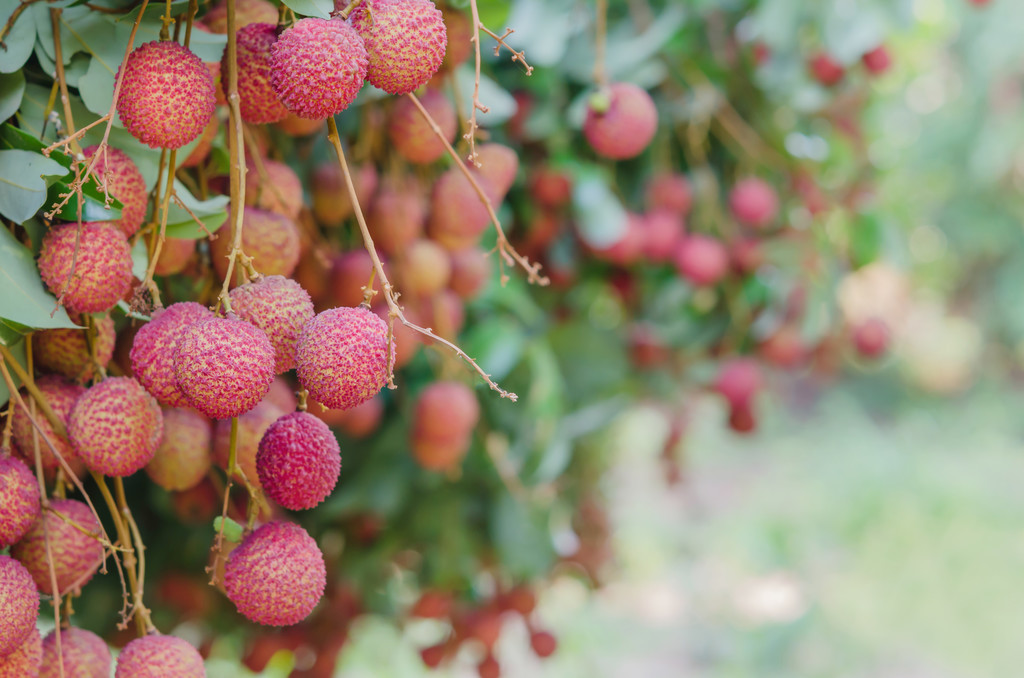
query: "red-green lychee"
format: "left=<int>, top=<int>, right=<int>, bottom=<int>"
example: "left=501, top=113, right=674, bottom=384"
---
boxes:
left=349, top=0, right=446, bottom=95
left=296, top=307, right=392, bottom=411
left=211, top=209, right=300, bottom=283
left=40, top=627, right=111, bottom=678
left=310, top=161, right=378, bottom=228
left=131, top=302, right=214, bottom=408
left=116, top=41, right=216, bottom=149
left=729, top=178, right=778, bottom=229
left=83, top=145, right=148, bottom=237
left=230, top=23, right=290, bottom=124
left=674, top=235, right=729, bottom=287
left=411, top=381, right=479, bottom=471
left=368, top=176, right=426, bottom=255
left=174, top=317, right=276, bottom=420
left=224, top=521, right=326, bottom=626
left=11, top=499, right=103, bottom=596
left=32, top=314, right=115, bottom=382
left=10, top=375, right=85, bottom=477
left=0, top=556, right=38, bottom=657
left=145, top=408, right=212, bottom=492
left=229, top=276, right=314, bottom=374
left=69, top=377, right=163, bottom=477
left=387, top=88, right=456, bottom=165
left=0, top=457, right=40, bottom=549
left=202, top=0, right=277, bottom=32
left=114, top=635, right=204, bottom=678
left=256, top=411, right=341, bottom=510
left=0, top=626, right=40, bottom=677
left=428, top=168, right=496, bottom=250
left=270, top=18, right=368, bottom=120
left=245, top=158, right=303, bottom=219
left=583, top=82, right=658, bottom=160
left=212, top=400, right=283, bottom=488
left=38, top=222, right=133, bottom=315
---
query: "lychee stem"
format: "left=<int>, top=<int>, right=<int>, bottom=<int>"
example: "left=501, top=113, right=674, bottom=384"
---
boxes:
left=140, top=148, right=179, bottom=308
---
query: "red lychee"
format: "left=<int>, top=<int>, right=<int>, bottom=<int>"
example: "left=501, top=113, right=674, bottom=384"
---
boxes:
left=38, top=222, right=133, bottom=315
left=0, top=626, right=40, bottom=676
left=729, top=178, right=778, bottom=229
left=229, top=276, right=315, bottom=373
left=411, top=380, right=479, bottom=471
left=448, top=247, right=491, bottom=300
left=591, top=213, right=645, bottom=266
left=530, top=166, right=573, bottom=209
left=368, top=176, right=427, bottom=255
left=646, top=172, right=692, bottom=215
left=388, top=88, right=456, bottom=165
left=145, top=408, right=212, bottom=491
left=477, top=654, right=500, bottom=678
left=440, top=5, right=472, bottom=71
left=256, top=411, right=341, bottom=510
left=714, top=359, right=762, bottom=410
left=0, top=556, right=38, bottom=657
left=428, top=168, right=496, bottom=250
left=153, top=236, right=197, bottom=276
left=730, top=237, right=764, bottom=274
left=32, top=314, right=115, bottom=382
left=328, top=250, right=377, bottom=308
left=69, top=377, right=163, bottom=477
left=275, top=112, right=326, bottom=136
left=211, top=208, right=301, bottom=283
left=349, top=0, right=446, bottom=96
left=809, top=52, right=845, bottom=87
left=530, top=630, right=557, bottom=658
left=263, top=376, right=298, bottom=413
left=212, top=399, right=283, bottom=489
left=475, top=143, right=519, bottom=199
left=853, top=317, right=890, bottom=359
left=244, top=157, right=303, bottom=219
left=674, top=235, right=729, bottom=287
left=40, top=627, right=111, bottom=678
left=11, top=499, right=103, bottom=596
left=230, top=23, right=290, bottom=124
left=10, top=375, right=85, bottom=477
left=862, top=45, right=891, bottom=75
left=114, top=634, right=204, bottom=678
left=641, top=210, right=685, bottom=262
left=0, top=457, right=40, bottom=549
left=179, top=115, right=219, bottom=170
left=583, top=82, right=658, bottom=160
left=83, top=145, right=147, bottom=237
left=131, top=302, right=215, bottom=408
left=419, top=643, right=446, bottom=669
left=313, top=394, right=383, bottom=438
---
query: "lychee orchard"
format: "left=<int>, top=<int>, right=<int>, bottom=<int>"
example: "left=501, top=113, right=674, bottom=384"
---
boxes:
left=0, top=0, right=946, bottom=674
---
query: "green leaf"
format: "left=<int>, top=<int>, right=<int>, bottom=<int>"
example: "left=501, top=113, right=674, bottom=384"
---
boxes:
left=0, top=70, right=25, bottom=122
left=164, top=180, right=229, bottom=239
left=571, top=169, right=627, bottom=249
left=0, top=0, right=36, bottom=73
left=131, top=237, right=148, bottom=280
left=0, top=339, right=26, bottom=407
left=0, top=123, right=73, bottom=170
left=280, top=0, right=332, bottom=19
left=491, top=491, right=555, bottom=579
left=0, top=226, right=79, bottom=333
left=0, top=149, right=69, bottom=223
left=45, top=177, right=124, bottom=223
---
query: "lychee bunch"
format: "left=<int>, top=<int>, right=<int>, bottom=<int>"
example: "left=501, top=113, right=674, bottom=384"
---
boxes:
left=145, top=408, right=212, bottom=492
left=69, top=377, right=163, bottom=477
left=40, top=627, right=111, bottom=678
left=270, top=18, right=368, bottom=120
left=0, top=457, right=40, bottom=548
left=11, top=499, right=103, bottom=595
left=38, top=222, right=133, bottom=314
left=11, top=375, right=85, bottom=476
left=0, top=556, right=38, bottom=658
left=349, top=0, right=447, bottom=96
left=387, top=89, right=455, bottom=165
left=131, top=302, right=214, bottom=407
left=32, top=314, right=115, bottom=382
left=116, top=41, right=216, bottom=149
left=211, top=208, right=300, bottom=282
left=583, top=82, right=658, bottom=160
left=224, top=521, right=326, bottom=626
left=411, top=381, right=479, bottom=471
left=174, top=316, right=276, bottom=419
left=256, top=411, right=341, bottom=510
left=0, top=626, right=40, bottom=676
left=82, top=145, right=148, bottom=237
left=729, top=178, right=778, bottom=229
left=230, top=23, right=290, bottom=124
left=114, top=635, right=204, bottom=678
left=296, top=306, right=393, bottom=411
left=229, top=276, right=315, bottom=373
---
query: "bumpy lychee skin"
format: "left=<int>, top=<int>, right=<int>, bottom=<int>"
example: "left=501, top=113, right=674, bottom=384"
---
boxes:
left=0, top=457, right=40, bottom=549
left=11, top=375, right=85, bottom=475
left=230, top=23, right=290, bottom=124
left=202, top=0, right=277, bottom=32
left=225, top=521, right=326, bottom=626
left=270, top=18, right=368, bottom=120
left=115, top=635, right=205, bottom=678
left=296, top=307, right=392, bottom=411
left=116, top=41, right=216, bottom=149
left=0, top=556, right=38, bottom=658
left=257, top=412, right=341, bottom=510
left=388, top=88, right=456, bottom=165
left=131, top=302, right=215, bottom=408
left=69, top=377, right=163, bottom=477
left=0, top=625, right=40, bottom=677
left=583, top=82, right=658, bottom=160
left=212, top=400, right=283, bottom=488
left=82, top=145, right=148, bottom=237
left=38, top=222, right=133, bottom=314
left=174, top=317, right=276, bottom=420
left=211, top=209, right=300, bottom=282
left=349, top=0, right=446, bottom=95
left=244, top=158, right=303, bottom=218
left=11, top=499, right=103, bottom=596
left=229, top=276, right=315, bottom=373
left=33, top=314, right=115, bottom=382
left=729, top=178, right=778, bottom=229
left=40, top=627, right=111, bottom=678
left=145, top=408, right=212, bottom=492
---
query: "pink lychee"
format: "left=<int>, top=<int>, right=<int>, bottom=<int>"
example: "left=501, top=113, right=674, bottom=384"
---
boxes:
left=202, top=0, right=277, bottom=32
left=729, top=178, right=779, bottom=229
left=131, top=302, right=215, bottom=408
left=212, top=399, right=283, bottom=488
left=387, top=88, right=455, bottom=165
left=229, top=276, right=315, bottom=374
left=83, top=145, right=148, bottom=237
left=145, top=408, right=212, bottom=492
left=114, top=635, right=204, bottom=678
left=210, top=208, right=301, bottom=283
left=349, top=0, right=446, bottom=96
left=32, top=314, right=115, bottom=382
left=230, top=23, right=290, bottom=124
left=256, top=411, right=341, bottom=510
left=0, top=556, right=38, bottom=658
left=40, top=627, right=111, bottom=678
left=0, top=626, right=41, bottom=677
left=244, top=158, right=303, bottom=219
left=714, top=358, right=763, bottom=410
left=38, top=222, right=133, bottom=315
left=583, top=82, right=658, bottom=160
left=69, top=377, right=163, bottom=477
left=674, top=235, right=729, bottom=287
left=0, top=456, right=40, bottom=549
left=646, top=172, right=692, bottom=215
left=10, top=375, right=85, bottom=477
left=11, top=499, right=103, bottom=596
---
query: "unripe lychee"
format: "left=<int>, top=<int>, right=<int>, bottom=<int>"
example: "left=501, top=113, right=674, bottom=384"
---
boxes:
left=296, top=306, right=392, bottom=411
left=83, top=145, right=148, bottom=237
left=10, top=375, right=85, bottom=476
left=349, top=0, right=446, bottom=96
left=646, top=172, right=692, bottom=215
left=714, top=359, right=762, bottom=410
left=397, top=239, right=451, bottom=299
left=810, top=52, right=845, bottom=86
left=131, top=302, right=215, bottom=408
left=202, top=0, right=277, bottom=32
left=729, top=178, right=778, bottom=229
left=388, top=89, right=456, bottom=165
left=428, top=168, right=496, bottom=250
left=229, top=276, right=314, bottom=373
left=0, top=556, right=38, bottom=657
left=0, top=626, right=40, bottom=677
left=673, top=235, right=729, bottom=287
left=224, top=521, right=326, bottom=626
left=211, top=209, right=301, bottom=283
left=174, top=317, right=276, bottom=419
left=212, top=400, right=283, bottom=488
left=411, top=381, right=478, bottom=471
left=32, top=314, right=115, bottom=382
left=583, top=82, right=658, bottom=160
left=641, top=210, right=685, bottom=262
left=38, top=222, right=133, bottom=315
left=448, top=247, right=491, bottom=300
left=256, top=412, right=341, bottom=510
left=145, top=408, right=212, bottom=492
left=11, top=499, right=103, bottom=596
left=311, top=161, right=378, bottom=228
left=862, top=45, right=891, bottom=75
left=114, top=635, right=204, bottom=678
left=270, top=18, right=368, bottom=120
left=0, top=457, right=40, bottom=548
left=368, top=177, right=426, bottom=255
left=230, top=23, right=290, bottom=124
left=153, top=237, right=197, bottom=276
left=245, top=158, right=303, bottom=219
left=69, top=377, right=163, bottom=477
left=40, top=627, right=111, bottom=678
left=116, top=41, right=216, bottom=149
left=474, top=143, right=519, bottom=199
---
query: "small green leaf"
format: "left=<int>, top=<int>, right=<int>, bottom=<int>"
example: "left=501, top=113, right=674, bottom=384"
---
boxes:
left=571, top=169, right=628, bottom=249
left=280, top=0, right=332, bottom=19
left=0, top=149, right=69, bottom=223
left=0, top=70, right=25, bottom=123
left=0, top=339, right=26, bottom=407
left=0, top=123, right=73, bottom=170
left=0, top=0, right=36, bottom=73
left=0, top=226, right=78, bottom=333
left=212, top=516, right=244, bottom=543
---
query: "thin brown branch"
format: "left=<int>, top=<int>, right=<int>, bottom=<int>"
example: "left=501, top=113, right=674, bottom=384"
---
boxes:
left=0, top=0, right=44, bottom=49
left=479, top=25, right=533, bottom=75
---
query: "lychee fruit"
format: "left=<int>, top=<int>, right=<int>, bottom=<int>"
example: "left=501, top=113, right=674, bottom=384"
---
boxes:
left=397, top=239, right=451, bottom=299
left=230, top=23, right=290, bottom=124
left=145, top=408, right=212, bottom=492
left=388, top=88, right=456, bottom=165
left=244, top=157, right=303, bottom=219
left=810, top=52, right=845, bottom=87
left=646, top=172, right=692, bottom=215
left=440, top=5, right=472, bottom=71
left=759, top=324, right=807, bottom=368
left=83, top=145, right=148, bottom=237
left=10, top=375, right=85, bottom=477
left=174, top=316, right=276, bottom=420
left=202, top=0, right=277, bottom=32
left=256, top=411, right=341, bottom=510
left=263, top=376, right=298, bottom=413
left=474, top=143, right=519, bottom=199
left=674, top=235, right=729, bottom=286
left=591, top=213, right=645, bottom=266
left=428, top=168, right=495, bottom=250
left=419, top=643, right=446, bottom=669
left=728, top=401, right=757, bottom=434
left=349, top=0, right=446, bottom=96
left=311, top=394, right=383, bottom=438
left=270, top=18, right=368, bottom=120
left=116, top=41, right=216, bottom=149
left=376, top=304, right=419, bottom=369
left=0, top=625, right=41, bottom=677
left=224, top=521, right=326, bottom=626
left=275, top=112, right=325, bottom=136
left=114, top=634, right=204, bottom=678
left=212, top=400, right=283, bottom=488
left=0, top=456, right=40, bottom=549
left=853, top=317, right=890, bottom=359
left=296, top=306, right=392, bottom=411
left=583, top=82, right=658, bottom=160
left=328, top=250, right=379, bottom=308
left=69, top=377, right=163, bottom=477
left=229, top=276, right=314, bottom=373
left=11, top=499, right=103, bottom=596
left=367, top=176, right=426, bottom=255
left=32, top=314, right=115, bottom=382
left=530, top=630, right=557, bottom=658
left=310, top=161, right=378, bottom=228
left=153, top=237, right=197, bottom=276
left=729, top=178, right=778, bottom=229
left=40, top=627, right=111, bottom=678
left=714, top=358, right=762, bottom=410
left=0, top=556, right=38, bottom=657
left=210, top=208, right=300, bottom=283
left=179, top=115, right=219, bottom=170
left=411, top=381, right=479, bottom=471
left=38, top=222, right=133, bottom=315
left=731, top=237, right=764, bottom=274
left=862, top=45, right=891, bottom=75
left=477, top=654, right=500, bottom=678
left=641, top=210, right=685, bottom=262
left=530, top=166, right=573, bottom=209
left=448, top=247, right=491, bottom=300
left=131, top=302, right=215, bottom=408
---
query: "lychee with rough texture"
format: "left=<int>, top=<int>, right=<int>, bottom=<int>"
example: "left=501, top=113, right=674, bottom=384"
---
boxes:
left=729, top=178, right=778, bottom=229
left=411, top=381, right=479, bottom=471
left=224, top=521, right=327, bottom=626
left=174, top=316, right=276, bottom=419
left=0, top=556, right=38, bottom=657
left=69, top=377, right=163, bottom=477
left=256, top=411, right=341, bottom=510
left=583, top=82, right=658, bottom=160
left=349, top=0, right=446, bottom=96
left=10, top=375, right=85, bottom=476
left=212, top=399, right=283, bottom=488
left=32, top=314, right=115, bottom=382
left=229, top=276, right=315, bottom=373
left=38, top=222, right=133, bottom=315
left=116, top=41, right=216, bottom=149
left=131, top=302, right=215, bottom=408
left=83, top=145, right=147, bottom=237
left=114, top=635, right=205, bottom=678
left=211, top=209, right=300, bottom=283
left=388, top=88, right=456, bottom=165
left=145, top=408, right=212, bottom=491
left=674, top=235, right=729, bottom=287
left=230, top=23, right=290, bottom=124
left=40, top=627, right=111, bottom=678
left=0, top=457, right=40, bottom=549
left=368, top=176, right=426, bottom=255
left=296, top=306, right=392, bottom=411
left=0, top=626, right=40, bottom=676
left=245, top=158, right=303, bottom=219
left=11, top=499, right=103, bottom=596
left=202, top=0, right=277, bottom=32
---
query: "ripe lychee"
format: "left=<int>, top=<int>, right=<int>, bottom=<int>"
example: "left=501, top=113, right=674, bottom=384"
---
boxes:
left=349, top=0, right=446, bottom=96
left=440, top=5, right=472, bottom=71
left=729, top=178, right=778, bottom=229
left=10, top=375, right=85, bottom=477
left=270, top=18, right=368, bottom=120
left=311, top=394, right=382, bottom=438
left=375, top=304, right=419, bottom=369
left=245, top=157, right=303, bottom=219
left=448, top=247, right=491, bottom=300
left=212, top=399, right=282, bottom=489
left=83, top=145, right=147, bottom=237
left=11, top=499, right=103, bottom=596
left=0, top=625, right=41, bottom=676
left=853, top=317, right=890, bottom=359
left=583, top=82, right=658, bottom=160
left=419, top=643, right=446, bottom=669
left=296, top=306, right=392, bottom=411
left=530, top=166, right=573, bottom=209
left=32, top=314, right=115, bottom=382
left=131, top=302, right=215, bottom=408
left=0, top=456, right=40, bottom=549
left=116, top=41, right=216, bottom=149
left=256, top=411, right=341, bottom=510
left=229, top=276, right=314, bottom=373
left=591, top=213, right=645, bottom=266
left=809, top=52, right=845, bottom=86
left=641, top=210, right=685, bottom=262
left=40, top=627, right=111, bottom=678
left=38, top=221, right=133, bottom=315
left=411, top=381, right=479, bottom=471
left=646, top=172, right=692, bottom=215
left=0, top=556, right=38, bottom=657
left=210, top=208, right=300, bottom=283
left=263, top=376, right=298, bottom=413
left=328, top=250, right=378, bottom=308
left=368, top=176, right=426, bottom=255
left=230, top=23, right=290, bottom=124
left=428, top=168, right=495, bottom=250
left=674, top=235, right=729, bottom=287
left=397, top=239, right=451, bottom=299
left=731, top=237, right=764, bottom=274
left=310, top=161, right=378, bottom=228
left=202, top=0, right=277, bottom=32
left=275, top=112, right=325, bottom=136
left=174, top=316, right=276, bottom=419
left=474, top=143, right=519, bottom=199
left=862, top=45, right=891, bottom=75
left=714, top=359, right=762, bottom=410
left=145, top=408, right=212, bottom=492
left=388, top=88, right=456, bottom=165
left=114, top=635, right=204, bottom=678
left=530, top=630, right=557, bottom=658
left=153, top=237, right=197, bottom=276
left=179, top=115, right=219, bottom=170
left=69, top=377, right=163, bottom=477
left=759, top=324, right=806, bottom=368
left=224, top=521, right=327, bottom=626
left=477, top=654, right=500, bottom=678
